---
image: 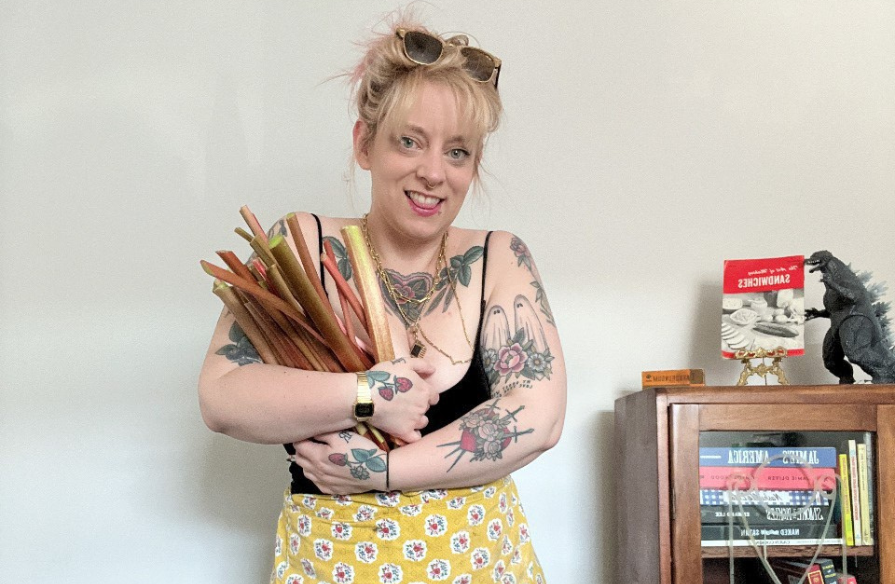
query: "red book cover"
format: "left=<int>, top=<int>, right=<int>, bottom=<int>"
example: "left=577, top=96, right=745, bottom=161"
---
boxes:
left=699, top=466, right=837, bottom=490
left=722, top=255, right=805, bottom=358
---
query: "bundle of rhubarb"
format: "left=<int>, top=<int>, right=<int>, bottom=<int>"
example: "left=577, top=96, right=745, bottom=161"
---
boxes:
left=201, top=206, right=396, bottom=451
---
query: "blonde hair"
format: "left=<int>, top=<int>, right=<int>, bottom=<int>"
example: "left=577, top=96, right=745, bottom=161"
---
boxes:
left=350, top=20, right=503, bottom=166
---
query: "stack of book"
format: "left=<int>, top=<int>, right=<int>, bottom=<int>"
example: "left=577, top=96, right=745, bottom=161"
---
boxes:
left=699, top=446, right=841, bottom=546
left=837, top=438, right=875, bottom=547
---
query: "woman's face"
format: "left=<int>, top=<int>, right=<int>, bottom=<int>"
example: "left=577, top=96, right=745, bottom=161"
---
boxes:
left=356, top=81, right=478, bottom=241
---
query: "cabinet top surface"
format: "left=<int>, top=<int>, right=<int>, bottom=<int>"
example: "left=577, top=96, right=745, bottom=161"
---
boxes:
left=620, top=384, right=895, bottom=405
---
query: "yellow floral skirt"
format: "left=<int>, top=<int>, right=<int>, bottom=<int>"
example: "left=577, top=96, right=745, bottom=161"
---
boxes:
left=271, top=475, right=546, bottom=584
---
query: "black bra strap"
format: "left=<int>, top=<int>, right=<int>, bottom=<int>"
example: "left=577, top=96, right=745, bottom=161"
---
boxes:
left=310, top=213, right=326, bottom=294
left=480, top=231, right=494, bottom=309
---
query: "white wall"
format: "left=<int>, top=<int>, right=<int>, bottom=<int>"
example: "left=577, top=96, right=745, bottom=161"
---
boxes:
left=2, top=1, right=893, bottom=582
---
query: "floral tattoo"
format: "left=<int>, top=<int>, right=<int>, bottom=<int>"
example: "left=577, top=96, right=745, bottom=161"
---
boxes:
left=328, top=448, right=386, bottom=481
left=481, top=295, right=555, bottom=393
left=366, top=370, right=413, bottom=401
left=510, top=236, right=555, bottom=327
left=216, top=322, right=261, bottom=366
left=438, top=400, right=534, bottom=471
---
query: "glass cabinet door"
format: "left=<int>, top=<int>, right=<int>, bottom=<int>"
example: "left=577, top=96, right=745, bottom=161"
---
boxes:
left=696, top=430, right=877, bottom=584
left=667, top=401, right=892, bottom=584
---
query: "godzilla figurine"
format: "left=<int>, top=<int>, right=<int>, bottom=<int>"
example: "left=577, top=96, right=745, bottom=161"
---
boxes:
left=804, top=250, right=895, bottom=384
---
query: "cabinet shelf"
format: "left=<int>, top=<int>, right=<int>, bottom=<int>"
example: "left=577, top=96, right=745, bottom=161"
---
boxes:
left=701, top=545, right=875, bottom=559
left=614, top=384, right=895, bottom=584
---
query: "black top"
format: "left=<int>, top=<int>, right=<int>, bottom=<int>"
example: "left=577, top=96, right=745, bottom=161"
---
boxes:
left=285, top=217, right=493, bottom=495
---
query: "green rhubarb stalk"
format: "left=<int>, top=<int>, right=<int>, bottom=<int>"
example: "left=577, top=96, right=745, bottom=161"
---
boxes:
left=341, top=225, right=395, bottom=363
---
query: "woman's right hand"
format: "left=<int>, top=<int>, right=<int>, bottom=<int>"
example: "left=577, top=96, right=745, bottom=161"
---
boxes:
left=366, top=357, right=439, bottom=443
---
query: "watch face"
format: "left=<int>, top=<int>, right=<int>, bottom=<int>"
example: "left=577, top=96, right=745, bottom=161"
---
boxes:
left=355, top=402, right=374, bottom=418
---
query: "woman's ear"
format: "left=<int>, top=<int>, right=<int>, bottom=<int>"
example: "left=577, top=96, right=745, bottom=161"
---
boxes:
left=352, top=121, right=372, bottom=170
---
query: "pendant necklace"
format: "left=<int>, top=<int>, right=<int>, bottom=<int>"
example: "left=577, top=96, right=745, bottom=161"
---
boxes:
left=360, top=215, right=473, bottom=363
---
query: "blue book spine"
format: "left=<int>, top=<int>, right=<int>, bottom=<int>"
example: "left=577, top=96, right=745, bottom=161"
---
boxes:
left=699, top=447, right=838, bottom=468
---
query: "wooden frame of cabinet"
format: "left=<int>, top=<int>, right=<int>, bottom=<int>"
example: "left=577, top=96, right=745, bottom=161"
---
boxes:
left=614, top=384, right=895, bottom=584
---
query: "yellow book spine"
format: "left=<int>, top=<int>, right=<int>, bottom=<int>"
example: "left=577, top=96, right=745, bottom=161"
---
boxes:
left=837, top=453, right=854, bottom=547
left=857, top=443, right=873, bottom=545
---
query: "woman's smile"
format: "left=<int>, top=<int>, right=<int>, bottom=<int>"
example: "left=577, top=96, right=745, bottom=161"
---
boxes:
left=406, top=190, right=443, bottom=216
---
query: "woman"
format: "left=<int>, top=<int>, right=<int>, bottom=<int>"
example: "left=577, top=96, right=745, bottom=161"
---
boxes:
left=198, top=18, right=566, bottom=584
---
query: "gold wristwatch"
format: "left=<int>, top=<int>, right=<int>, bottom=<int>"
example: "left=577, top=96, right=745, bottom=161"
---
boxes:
left=353, top=372, right=374, bottom=422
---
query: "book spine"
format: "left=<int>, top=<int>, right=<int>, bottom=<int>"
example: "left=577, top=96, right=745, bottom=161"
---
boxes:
left=700, top=504, right=834, bottom=524
left=816, top=558, right=837, bottom=584
left=864, top=434, right=875, bottom=548
left=700, top=489, right=830, bottom=506
left=699, top=466, right=837, bottom=490
left=702, top=523, right=837, bottom=541
left=699, top=447, right=838, bottom=468
left=848, top=439, right=863, bottom=546
left=857, top=442, right=873, bottom=545
left=701, top=538, right=843, bottom=547
left=838, top=453, right=855, bottom=546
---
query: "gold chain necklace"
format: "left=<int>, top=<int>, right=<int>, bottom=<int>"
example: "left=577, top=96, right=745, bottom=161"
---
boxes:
left=361, top=215, right=446, bottom=357
left=360, top=215, right=473, bottom=364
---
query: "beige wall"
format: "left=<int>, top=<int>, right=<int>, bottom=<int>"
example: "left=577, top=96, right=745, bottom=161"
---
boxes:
left=1, top=1, right=893, bottom=581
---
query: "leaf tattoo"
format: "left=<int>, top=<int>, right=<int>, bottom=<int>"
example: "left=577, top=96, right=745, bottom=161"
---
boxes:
left=425, top=246, right=484, bottom=315
left=328, top=448, right=387, bottom=481
left=215, top=322, right=261, bottom=366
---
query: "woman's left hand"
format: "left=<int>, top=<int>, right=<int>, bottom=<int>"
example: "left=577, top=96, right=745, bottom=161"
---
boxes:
left=292, top=431, right=388, bottom=495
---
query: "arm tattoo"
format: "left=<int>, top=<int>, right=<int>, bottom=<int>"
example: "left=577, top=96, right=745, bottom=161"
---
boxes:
left=481, top=296, right=555, bottom=395
left=215, top=322, right=262, bottom=366
left=366, top=370, right=413, bottom=401
left=510, top=236, right=555, bottom=327
left=438, top=399, right=534, bottom=472
left=328, top=448, right=386, bottom=480
left=266, top=218, right=288, bottom=240
left=338, top=431, right=354, bottom=443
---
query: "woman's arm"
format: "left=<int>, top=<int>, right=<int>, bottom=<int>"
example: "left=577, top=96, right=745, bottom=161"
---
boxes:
left=294, top=231, right=567, bottom=492
left=197, top=212, right=439, bottom=445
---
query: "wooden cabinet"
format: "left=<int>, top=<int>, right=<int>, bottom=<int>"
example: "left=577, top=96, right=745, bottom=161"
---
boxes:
left=614, top=385, right=895, bottom=584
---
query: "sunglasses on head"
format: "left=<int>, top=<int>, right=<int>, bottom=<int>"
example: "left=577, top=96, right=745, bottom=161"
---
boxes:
left=396, top=28, right=502, bottom=88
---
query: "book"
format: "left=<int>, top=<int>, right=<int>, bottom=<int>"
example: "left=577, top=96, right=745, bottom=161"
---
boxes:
left=816, top=559, right=838, bottom=584
left=701, top=504, right=835, bottom=524
left=863, top=434, right=875, bottom=547
left=699, top=466, right=837, bottom=490
left=857, top=442, right=873, bottom=545
left=721, top=255, right=805, bottom=358
left=848, top=439, right=862, bottom=545
left=641, top=368, right=705, bottom=387
left=700, top=489, right=831, bottom=506
left=702, top=523, right=838, bottom=542
left=770, top=559, right=827, bottom=584
left=699, top=446, right=838, bottom=468
left=835, top=573, right=857, bottom=584
left=701, top=537, right=843, bottom=547
left=838, top=453, right=855, bottom=547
